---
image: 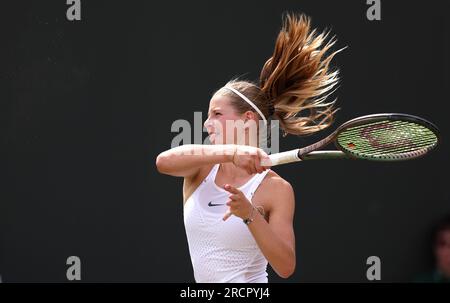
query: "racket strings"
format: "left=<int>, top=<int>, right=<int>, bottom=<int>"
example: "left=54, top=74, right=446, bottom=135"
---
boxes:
left=337, top=120, right=438, bottom=159
left=341, top=131, right=436, bottom=153
left=339, top=130, right=436, bottom=152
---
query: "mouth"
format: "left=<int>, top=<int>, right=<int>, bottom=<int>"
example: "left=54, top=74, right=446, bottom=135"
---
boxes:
left=208, top=132, right=218, bottom=141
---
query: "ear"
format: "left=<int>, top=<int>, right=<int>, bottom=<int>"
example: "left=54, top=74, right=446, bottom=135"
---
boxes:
left=243, top=111, right=257, bottom=123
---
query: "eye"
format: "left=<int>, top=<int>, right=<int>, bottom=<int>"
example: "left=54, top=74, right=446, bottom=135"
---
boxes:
left=214, top=112, right=222, bottom=116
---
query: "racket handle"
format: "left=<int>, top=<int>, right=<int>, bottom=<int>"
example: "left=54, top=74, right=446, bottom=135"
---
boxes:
left=264, top=149, right=301, bottom=166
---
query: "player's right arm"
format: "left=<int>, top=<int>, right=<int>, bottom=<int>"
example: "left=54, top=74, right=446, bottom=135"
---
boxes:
left=156, top=144, right=270, bottom=178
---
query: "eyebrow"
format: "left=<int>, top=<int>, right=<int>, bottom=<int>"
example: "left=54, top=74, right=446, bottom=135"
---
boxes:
left=208, top=107, right=222, bottom=113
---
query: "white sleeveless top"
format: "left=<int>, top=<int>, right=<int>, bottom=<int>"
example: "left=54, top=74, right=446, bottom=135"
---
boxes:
left=183, top=164, right=271, bottom=283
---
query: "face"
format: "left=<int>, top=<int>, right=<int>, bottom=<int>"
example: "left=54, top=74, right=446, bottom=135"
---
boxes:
left=435, top=230, right=450, bottom=277
left=203, top=94, right=258, bottom=145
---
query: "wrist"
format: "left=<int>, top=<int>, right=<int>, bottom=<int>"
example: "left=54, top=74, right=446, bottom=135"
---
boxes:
left=243, top=205, right=256, bottom=225
left=229, top=145, right=238, bottom=163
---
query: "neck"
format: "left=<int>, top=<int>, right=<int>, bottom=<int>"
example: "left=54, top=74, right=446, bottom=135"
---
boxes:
left=236, top=130, right=261, bottom=147
left=219, top=162, right=252, bottom=178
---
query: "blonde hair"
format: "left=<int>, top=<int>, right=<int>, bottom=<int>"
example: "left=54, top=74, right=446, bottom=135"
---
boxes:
left=215, top=12, right=344, bottom=137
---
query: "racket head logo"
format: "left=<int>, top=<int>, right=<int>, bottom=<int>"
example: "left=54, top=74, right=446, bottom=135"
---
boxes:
left=347, top=142, right=356, bottom=149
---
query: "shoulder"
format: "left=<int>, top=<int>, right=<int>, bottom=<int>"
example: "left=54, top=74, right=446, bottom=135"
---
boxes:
left=254, top=170, right=296, bottom=220
left=258, top=170, right=295, bottom=210
left=262, top=170, right=295, bottom=195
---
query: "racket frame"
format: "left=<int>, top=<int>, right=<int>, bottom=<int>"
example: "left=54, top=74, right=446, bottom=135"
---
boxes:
left=267, top=113, right=440, bottom=166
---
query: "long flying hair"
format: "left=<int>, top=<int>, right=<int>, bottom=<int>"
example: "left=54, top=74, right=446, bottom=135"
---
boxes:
left=215, top=13, right=345, bottom=137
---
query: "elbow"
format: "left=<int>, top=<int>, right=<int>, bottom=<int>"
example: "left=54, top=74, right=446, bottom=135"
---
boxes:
left=155, top=152, right=171, bottom=174
left=276, top=256, right=296, bottom=279
left=278, top=266, right=295, bottom=279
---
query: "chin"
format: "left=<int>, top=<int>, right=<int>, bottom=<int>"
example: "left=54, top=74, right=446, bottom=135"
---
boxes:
left=209, top=133, right=222, bottom=144
left=208, top=134, right=216, bottom=144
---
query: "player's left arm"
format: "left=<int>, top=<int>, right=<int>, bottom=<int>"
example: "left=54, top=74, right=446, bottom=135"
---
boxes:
left=247, top=179, right=296, bottom=278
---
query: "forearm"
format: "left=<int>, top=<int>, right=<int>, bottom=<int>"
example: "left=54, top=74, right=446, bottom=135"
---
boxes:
left=156, top=144, right=236, bottom=177
left=247, top=213, right=296, bottom=278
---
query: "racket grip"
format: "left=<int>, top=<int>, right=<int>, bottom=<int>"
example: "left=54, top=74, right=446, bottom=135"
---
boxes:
left=264, top=149, right=301, bottom=166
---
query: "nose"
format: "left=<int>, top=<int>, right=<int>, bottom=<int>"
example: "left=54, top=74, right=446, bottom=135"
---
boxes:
left=204, top=118, right=212, bottom=129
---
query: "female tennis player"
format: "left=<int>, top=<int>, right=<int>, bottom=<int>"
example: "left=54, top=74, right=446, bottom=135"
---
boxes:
left=156, top=13, right=342, bottom=282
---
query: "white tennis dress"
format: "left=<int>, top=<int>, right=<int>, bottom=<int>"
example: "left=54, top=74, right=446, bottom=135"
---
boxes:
left=183, top=163, right=271, bottom=283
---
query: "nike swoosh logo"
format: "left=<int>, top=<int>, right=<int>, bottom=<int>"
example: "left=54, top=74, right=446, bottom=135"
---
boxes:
left=208, top=201, right=225, bottom=207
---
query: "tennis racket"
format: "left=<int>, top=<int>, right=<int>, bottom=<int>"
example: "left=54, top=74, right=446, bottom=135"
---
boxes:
left=264, top=113, right=440, bottom=166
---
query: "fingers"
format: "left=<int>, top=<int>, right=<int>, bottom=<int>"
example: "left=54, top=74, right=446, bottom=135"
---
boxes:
left=254, top=154, right=264, bottom=174
left=245, top=155, right=256, bottom=174
left=223, top=184, right=240, bottom=194
left=223, top=200, right=239, bottom=220
left=257, top=149, right=272, bottom=169
left=235, top=146, right=270, bottom=174
left=223, top=186, right=242, bottom=221
left=223, top=210, right=232, bottom=221
left=245, top=167, right=253, bottom=175
left=223, top=199, right=232, bottom=220
left=260, top=157, right=272, bottom=167
left=244, top=154, right=261, bottom=174
left=222, top=189, right=253, bottom=222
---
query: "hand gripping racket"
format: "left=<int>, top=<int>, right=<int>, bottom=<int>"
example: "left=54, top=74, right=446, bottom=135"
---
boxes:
left=265, top=113, right=440, bottom=166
